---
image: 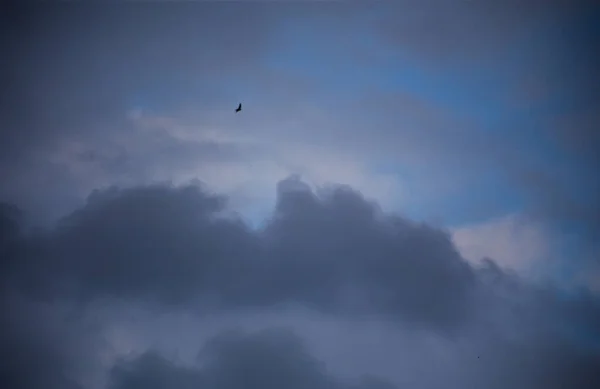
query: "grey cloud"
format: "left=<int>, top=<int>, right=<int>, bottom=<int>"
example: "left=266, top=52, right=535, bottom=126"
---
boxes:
left=1, top=1, right=315, bottom=227
left=109, top=328, right=395, bottom=389
left=0, top=115, right=265, bottom=227
left=373, top=0, right=594, bottom=65
left=109, top=313, right=600, bottom=389
left=515, top=168, right=600, bottom=241
left=2, top=178, right=600, bottom=388
left=554, top=105, right=600, bottom=168
left=5, top=177, right=476, bottom=333
left=260, top=177, right=476, bottom=331
left=0, top=1, right=279, bottom=204
left=369, top=0, right=599, bottom=159
left=0, top=292, right=104, bottom=389
left=509, top=5, right=599, bottom=240
left=7, top=0, right=596, bottom=234
left=1, top=206, right=104, bottom=389
left=464, top=260, right=600, bottom=389
left=109, top=352, right=202, bottom=389
left=3, top=2, right=599, bottom=388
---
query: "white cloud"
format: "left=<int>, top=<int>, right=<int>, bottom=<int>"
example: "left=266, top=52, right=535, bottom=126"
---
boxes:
left=451, top=214, right=551, bottom=273
left=451, top=214, right=600, bottom=293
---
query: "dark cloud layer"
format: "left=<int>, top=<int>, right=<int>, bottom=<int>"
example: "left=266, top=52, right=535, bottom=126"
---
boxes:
left=0, top=292, right=103, bottom=389
left=109, top=328, right=390, bottom=389
left=2, top=177, right=600, bottom=388
left=4, top=178, right=476, bottom=333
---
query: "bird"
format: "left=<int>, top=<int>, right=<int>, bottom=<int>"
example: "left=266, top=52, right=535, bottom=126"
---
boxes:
left=235, top=103, right=242, bottom=113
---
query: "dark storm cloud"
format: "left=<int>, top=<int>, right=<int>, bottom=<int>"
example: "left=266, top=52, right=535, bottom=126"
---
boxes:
left=2, top=178, right=600, bottom=388
left=0, top=206, right=103, bottom=389
left=4, top=177, right=476, bottom=333
left=110, top=319, right=600, bottom=389
left=0, top=292, right=104, bottom=389
left=109, top=328, right=395, bottom=389
left=103, top=283, right=600, bottom=389
left=471, top=260, right=600, bottom=382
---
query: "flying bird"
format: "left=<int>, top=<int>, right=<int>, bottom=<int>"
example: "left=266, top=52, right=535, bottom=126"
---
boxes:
left=235, top=103, right=242, bottom=113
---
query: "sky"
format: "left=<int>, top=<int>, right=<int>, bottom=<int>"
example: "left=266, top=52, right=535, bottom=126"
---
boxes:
left=1, top=1, right=599, bottom=388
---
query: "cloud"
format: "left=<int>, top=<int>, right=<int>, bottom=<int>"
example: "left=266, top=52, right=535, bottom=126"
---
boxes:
left=125, top=110, right=409, bottom=215
left=2, top=2, right=599, bottom=387
left=451, top=213, right=552, bottom=273
left=373, top=0, right=594, bottom=65
left=527, top=104, right=600, bottom=238
left=108, top=328, right=396, bottom=389
left=0, top=292, right=107, bottom=389
left=6, top=0, right=595, bottom=238
left=0, top=0, right=546, bottom=228
left=0, top=1, right=282, bottom=222
left=2, top=178, right=600, bottom=388
left=4, top=178, right=475, bottom=332
left=369, top=1, right=599, bottom=235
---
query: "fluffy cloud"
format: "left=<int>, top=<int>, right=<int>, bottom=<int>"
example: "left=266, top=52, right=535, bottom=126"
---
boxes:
left=2, top=178, right=599, bottom=389
left=5, top=177, right=475, bottom=332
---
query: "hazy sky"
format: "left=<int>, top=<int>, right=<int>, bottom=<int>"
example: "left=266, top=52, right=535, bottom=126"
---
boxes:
left=1, top=1, right=599, bottom=389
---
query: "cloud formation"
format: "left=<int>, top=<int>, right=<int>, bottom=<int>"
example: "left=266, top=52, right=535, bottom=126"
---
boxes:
left=1, top=2, right=598, bottom=388
left=5, top=177, right=475, bottom=332
left=2, top=178, right=599, bottom=389
left=109, top=328, right=396, bottom=389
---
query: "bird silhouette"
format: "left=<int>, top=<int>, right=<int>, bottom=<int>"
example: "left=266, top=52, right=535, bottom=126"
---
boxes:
left=235, top=103, right=242, bottom=113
